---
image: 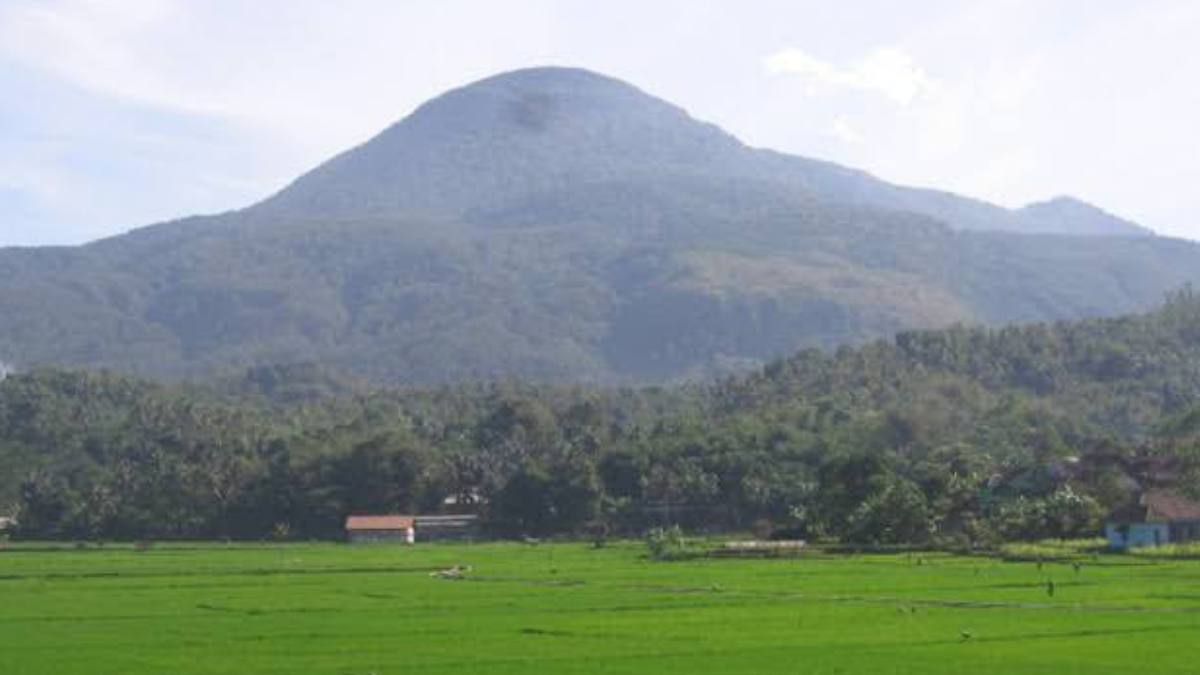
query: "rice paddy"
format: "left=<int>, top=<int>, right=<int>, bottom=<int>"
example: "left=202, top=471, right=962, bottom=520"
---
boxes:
left=2, top=541, right=1199, bottom=674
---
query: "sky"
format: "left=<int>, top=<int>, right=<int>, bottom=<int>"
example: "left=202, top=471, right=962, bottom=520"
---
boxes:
left=1, top=0, right=1198, bottom=247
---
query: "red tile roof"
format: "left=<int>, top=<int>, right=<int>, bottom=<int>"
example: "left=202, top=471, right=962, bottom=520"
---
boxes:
left=1143, top=490, right=1200, bottom=522
left=345, top=515, right=414, bottom=531
left=1109, top=490, right=1200, bottom=523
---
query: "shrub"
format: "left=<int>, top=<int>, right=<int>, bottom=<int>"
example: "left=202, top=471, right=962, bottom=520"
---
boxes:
left=998, top=538, right=1106, bottom=560
left=645, top=525, right=695, bottom=561
left=1128, top=542, right=1200, bottom=559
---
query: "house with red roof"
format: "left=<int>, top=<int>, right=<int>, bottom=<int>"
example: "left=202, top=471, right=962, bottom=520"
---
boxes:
left=345, top=515, right=415, bottom=544
left=1105, top=490, right=1200, bottom=550
left=345, top=514, right=480, bottom=544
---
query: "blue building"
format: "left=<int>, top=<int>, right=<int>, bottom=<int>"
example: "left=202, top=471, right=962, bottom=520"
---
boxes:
left=1105, top=490, right=1200, bottom=550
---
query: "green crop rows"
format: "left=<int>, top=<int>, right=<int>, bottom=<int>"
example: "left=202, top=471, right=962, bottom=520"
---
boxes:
left=2, top=542, right=1198, bottom=674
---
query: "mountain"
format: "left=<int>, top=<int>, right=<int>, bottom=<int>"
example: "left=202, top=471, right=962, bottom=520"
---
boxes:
left=0, top=66, right=1197, bottom=384
left=255, top=67, right=1146, bottom=237
left=1016, top=196, right=1152, bottom=236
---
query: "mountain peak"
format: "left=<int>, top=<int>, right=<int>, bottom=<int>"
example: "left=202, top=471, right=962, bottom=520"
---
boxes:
left=254, top=66, right=1155, bottom=240
left=457, top=65, right=636, bottom=90
left=1018, top=196, right=1152, bottom=237
left=257, top=67, right=742, bottom=219
left=401, top=66, right=700, bottom=137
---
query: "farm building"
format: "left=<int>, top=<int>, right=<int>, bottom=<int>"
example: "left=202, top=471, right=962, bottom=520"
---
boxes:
left=345, top=514, right=480, bottom=544
left=1105, top=490, right=1200, bottom=550
left=345, top=515, right=414, bottom=544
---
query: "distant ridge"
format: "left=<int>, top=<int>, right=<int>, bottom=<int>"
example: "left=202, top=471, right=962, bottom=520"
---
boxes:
left=1017, top=196, right=1151, bottom=237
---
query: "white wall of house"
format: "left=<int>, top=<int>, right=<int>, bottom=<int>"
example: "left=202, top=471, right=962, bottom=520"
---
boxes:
left=348, top=530, right=414, bottom=545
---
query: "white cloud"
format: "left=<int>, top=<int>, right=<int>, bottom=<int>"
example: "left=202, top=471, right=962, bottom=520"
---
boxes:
left=759, top=35, right=1056, bottom=214
left=0, top=0, right=570, bottom=155
left=764, top=46, right=940, bottom=106
left=0, top=1, right=379, bottom=155
left=830, top=116, right=864, bottom=145
left=0, top=154, right=69, bottom=205
left=0, top=0, right=183, bottom=109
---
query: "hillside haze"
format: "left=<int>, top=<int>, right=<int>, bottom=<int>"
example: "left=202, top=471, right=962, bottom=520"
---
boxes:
left=0, top=66, right=1194, bottom=383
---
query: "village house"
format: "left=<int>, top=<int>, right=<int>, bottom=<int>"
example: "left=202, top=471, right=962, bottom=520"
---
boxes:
left=345, top=514, right=480, bottom=544
left=345, top=515, right=414, bottom=544
left=1105, top=490, right=1200, bottom=550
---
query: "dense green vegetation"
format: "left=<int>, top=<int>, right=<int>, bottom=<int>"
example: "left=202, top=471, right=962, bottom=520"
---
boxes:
left=3, top=541, right=1200, bottom=674
left=0, top=68, right=1192, bottom=384
left=5, top=291, right=1200, bottom=543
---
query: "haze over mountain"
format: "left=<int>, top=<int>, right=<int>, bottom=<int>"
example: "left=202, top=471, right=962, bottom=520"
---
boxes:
left=0, top=67, right=1192, bottom=383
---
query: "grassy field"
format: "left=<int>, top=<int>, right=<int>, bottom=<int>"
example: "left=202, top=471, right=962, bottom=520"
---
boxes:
left=2, top=541, right=1199, bottom=674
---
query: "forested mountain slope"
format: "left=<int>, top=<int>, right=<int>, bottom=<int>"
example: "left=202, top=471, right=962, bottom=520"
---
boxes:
left=0, top=67, right=1184, bottom=383
left=6, top=293, right=1200, bottom=541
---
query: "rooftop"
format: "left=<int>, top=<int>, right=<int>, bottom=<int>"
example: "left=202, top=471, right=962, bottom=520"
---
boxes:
left=344, top=515, right=414, bottom=531
left=1111, top=490, right=1200, bottom=523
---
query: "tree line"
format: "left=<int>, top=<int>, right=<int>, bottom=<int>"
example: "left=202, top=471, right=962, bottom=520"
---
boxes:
left=6, top=290, right=1200, bottom=545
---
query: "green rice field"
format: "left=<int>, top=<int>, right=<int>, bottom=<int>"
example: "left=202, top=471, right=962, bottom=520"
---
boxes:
left=2, top=541, right=1199, bottom=674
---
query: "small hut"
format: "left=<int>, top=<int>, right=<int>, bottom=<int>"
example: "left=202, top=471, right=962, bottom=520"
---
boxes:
left=345, top=515, right=415, bottom=544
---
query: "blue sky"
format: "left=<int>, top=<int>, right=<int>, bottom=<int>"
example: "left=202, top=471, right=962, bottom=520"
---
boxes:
left=1, top=0, right=1198, bottom=246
